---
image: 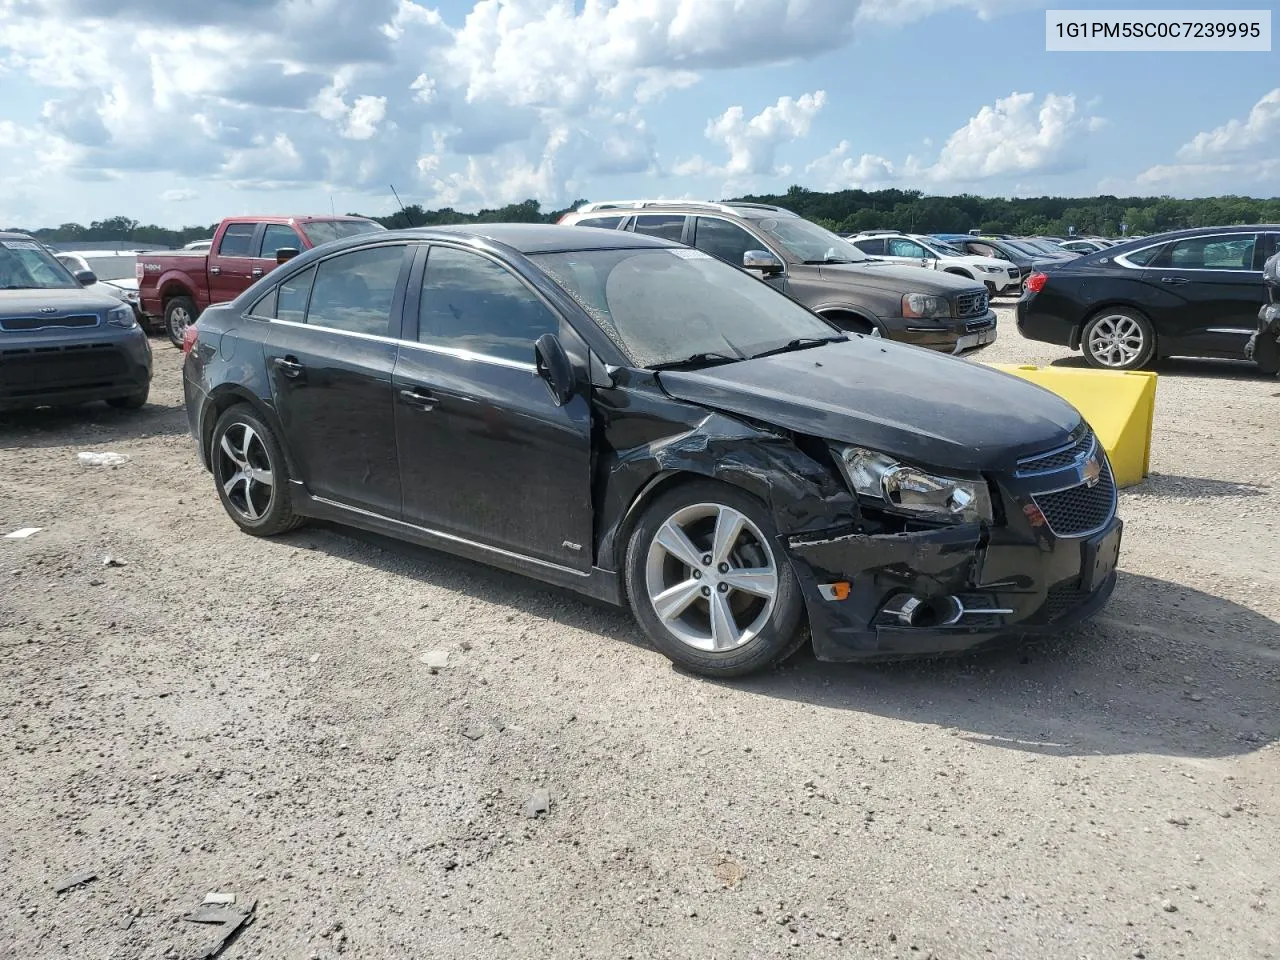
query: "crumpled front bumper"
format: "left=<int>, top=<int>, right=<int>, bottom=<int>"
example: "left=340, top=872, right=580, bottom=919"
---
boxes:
left=784, top=516, right=1122, bottom=661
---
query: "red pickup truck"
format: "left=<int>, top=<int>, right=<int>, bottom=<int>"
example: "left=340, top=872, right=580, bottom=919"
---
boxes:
left=138, top=215, right=385, bottom=346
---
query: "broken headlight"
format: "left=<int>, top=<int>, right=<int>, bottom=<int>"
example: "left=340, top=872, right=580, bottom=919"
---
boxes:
left=833, top=446, right=993, bottom=524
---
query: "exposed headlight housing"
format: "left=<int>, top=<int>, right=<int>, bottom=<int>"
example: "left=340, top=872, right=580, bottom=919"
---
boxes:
left=977, top=264, right=1001, bottom=273
left=833, top=445, right=993, bottom=524
left=106, top=304, right=137, bottom=329
left=901, top=292, right=950, bottom=319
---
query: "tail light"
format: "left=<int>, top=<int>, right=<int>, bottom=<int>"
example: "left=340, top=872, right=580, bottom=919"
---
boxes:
left=1025, top=272, right=1048, bottom=294
left=181, top=323, right=199, bottom=355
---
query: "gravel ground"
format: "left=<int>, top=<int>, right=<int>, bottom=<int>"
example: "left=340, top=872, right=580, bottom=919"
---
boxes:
left=2, top=306, right=1278, bottom=960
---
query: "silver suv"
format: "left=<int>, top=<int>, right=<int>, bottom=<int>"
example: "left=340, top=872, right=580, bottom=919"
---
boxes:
left=557, top=201, right=996, bottom=355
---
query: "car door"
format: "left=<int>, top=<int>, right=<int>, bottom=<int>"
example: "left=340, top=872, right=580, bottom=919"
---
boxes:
left=1141, top=232, right=1263, bottom=359
left=393, top=243, right=594, bottom=570
left=253, top=222, right=305, bottom=285
left=261, top=242, right=411, bottom=515
left=208, top=221, right=260, bottom=304
left=691, top=216, right=787, bottom=293
left=885, top=237, right=935, bottom=269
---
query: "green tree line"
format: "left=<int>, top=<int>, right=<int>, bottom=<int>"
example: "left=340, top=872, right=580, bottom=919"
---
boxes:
left=9, top=190, right=1279, bottom=247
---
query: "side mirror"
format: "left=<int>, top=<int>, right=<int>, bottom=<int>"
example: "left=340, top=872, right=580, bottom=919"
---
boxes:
left=275, top=247, right=300, bottom=264
left=534, top=333, right=575, bottom=407
left=743, top=249, right=784, bottom=275
left=74, top=269, right=97, bottom=286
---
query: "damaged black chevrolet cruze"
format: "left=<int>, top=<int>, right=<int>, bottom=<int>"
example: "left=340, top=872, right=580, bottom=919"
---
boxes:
left=183, top=225, right=1122, bottom=677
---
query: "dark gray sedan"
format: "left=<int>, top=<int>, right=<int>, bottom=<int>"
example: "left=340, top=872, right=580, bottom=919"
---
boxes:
left=0, top=232, right=152, bottom=412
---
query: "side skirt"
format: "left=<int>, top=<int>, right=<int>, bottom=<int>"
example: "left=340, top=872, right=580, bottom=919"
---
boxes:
left=291, top=483, right=624, bottom=606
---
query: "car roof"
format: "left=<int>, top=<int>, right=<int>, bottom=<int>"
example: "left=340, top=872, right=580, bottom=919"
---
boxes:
left=0, top=231, right=36, bottom=241
left=396, top=223, right=682, bottom=254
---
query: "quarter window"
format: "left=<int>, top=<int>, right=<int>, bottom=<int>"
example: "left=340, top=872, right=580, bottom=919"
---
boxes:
left=217, top=223, right=256, bottom=257
left=1152, top=235, right=1257, bottom=271
left=577, top=216, right=624, bottom=230
left=260, top=224, right=303, bottom=258
left=276, top=266, right=315, bottom=324
left=632, top=214, right=685, bottom=242
left=305, top=245, right=405, bottom=337
left=693, top=217, right=761, bottom=267
left=251, top=286, right=279, bottom=318
left=1123, top=244, right=1164, bottom=267
left=853, top=237, right=886, bottom=255
left=418, top=246, right=559, bottom=364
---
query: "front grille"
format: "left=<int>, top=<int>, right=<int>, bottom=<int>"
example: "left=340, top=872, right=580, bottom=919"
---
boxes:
left=1019, top=430, right=1096, bottom=473
left=953, top=290, right=989, bottom=318
left=0, top=314, right=99, bottom=332
left=1032, top=459, right=1117, bottom=537
left=0, top=343, right=129, bottom=397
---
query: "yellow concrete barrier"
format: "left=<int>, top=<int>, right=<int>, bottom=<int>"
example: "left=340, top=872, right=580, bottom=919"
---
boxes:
left=987, top=364, right=1156, bottom=488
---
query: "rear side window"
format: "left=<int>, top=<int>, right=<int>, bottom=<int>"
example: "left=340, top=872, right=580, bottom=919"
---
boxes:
left=306, top=245, right=406, bottom=337
left=576, top=216, right=624, bottom=230
left=275, top=266, right=315, bottom=324
left=1152, top=235, right=1256, bottom=271
left=854, top=237, right=886, bottom=255
left=969, top=242, right=999, bottom=258
left=418, top=246, right=559, bottom=364
left=260, top=224, right=303, bottom=258
left=217, top=223, right=256, bottom=257
left=632, top=214, right=685, bottom=242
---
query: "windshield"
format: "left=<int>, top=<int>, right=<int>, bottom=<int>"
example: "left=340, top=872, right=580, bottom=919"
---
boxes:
left=1006, top=239, right=1048, bottom=257
left=1027, top=239, right=1067, bottom=255
left=531, top=248, right=841, bottom=368
left=921, top=238, right=963, bottom=257
left=0, top=238, right=78, bottom=290
left=299, top=219, right=386, bottom=247
left=752, top=217, right=869, bottom=264
left=80, top=254, right=136, bottom=282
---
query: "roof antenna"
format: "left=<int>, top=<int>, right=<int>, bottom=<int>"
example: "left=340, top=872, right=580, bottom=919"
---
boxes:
left=390, top=184, right=412, bottom=228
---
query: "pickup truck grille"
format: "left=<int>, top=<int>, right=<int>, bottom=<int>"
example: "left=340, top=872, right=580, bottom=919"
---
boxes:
left=0, top=314, right=99, bottom=332
left=953, top=291, right=989, bottom=318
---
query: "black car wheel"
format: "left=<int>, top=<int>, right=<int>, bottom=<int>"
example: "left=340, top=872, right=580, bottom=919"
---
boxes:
left=165, top=296, right=197, bottom=349
left=106, top=386, right=149, bottom=410
left=1081, top=308, right=1156, bottom=370
left=624, top=480, right=806, bottom=677
left=210, top=405, right=303, bottom=537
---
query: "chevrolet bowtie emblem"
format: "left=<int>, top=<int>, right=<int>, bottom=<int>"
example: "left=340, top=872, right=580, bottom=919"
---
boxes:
left=1082, top=457, right=1102, bottom=488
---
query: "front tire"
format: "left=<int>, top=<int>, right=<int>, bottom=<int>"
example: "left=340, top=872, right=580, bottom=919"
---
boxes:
left=165, top=296, right=197, bottom=349
left=1081, top=308, right=1156, bottom=370
left=624, top=481, right=806, bottom=678
left=107, top=386, right=149, bottom=410
left=210, top=405, right=303, bottom=537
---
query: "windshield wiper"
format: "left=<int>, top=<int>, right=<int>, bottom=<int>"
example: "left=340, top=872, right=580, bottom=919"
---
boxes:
left=749, top=336, right=844, bottom=360
left=802, top=257, right=856, bottom=265
left=0, top=284, right=38, bottom=290
left=648, top=351, right=740, bottom=371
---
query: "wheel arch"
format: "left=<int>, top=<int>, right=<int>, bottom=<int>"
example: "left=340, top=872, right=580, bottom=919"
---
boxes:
left=943, top=267, right=974, bottom=280
left=1077, top=301, right=1158, bottom=354
left=201, top=385, right=296, bottom=478
left=816, top=306, right=882, bottom=336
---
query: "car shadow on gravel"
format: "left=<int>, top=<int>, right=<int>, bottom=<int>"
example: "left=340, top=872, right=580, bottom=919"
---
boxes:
left=732, top=571, right=1280, bottom=761
left=0, top=400, right=189, bottom=450
left=1126, top=473, right=1270, bottom=498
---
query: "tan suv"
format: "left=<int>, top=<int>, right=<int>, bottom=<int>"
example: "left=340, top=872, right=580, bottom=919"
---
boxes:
left=557, top=201, right=996, bottom=354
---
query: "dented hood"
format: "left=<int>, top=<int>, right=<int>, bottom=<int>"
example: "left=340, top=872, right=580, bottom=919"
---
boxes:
left=656, top=339, right=1083, bottom=472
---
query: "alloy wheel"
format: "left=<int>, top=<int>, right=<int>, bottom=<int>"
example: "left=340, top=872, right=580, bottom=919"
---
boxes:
left=1088, top=314, right=1145, bottom=368
left=643, top=502, right=779, bottom=653
left=169, top=305, right=191, bottom=341
left=216, top=422, right=275, bottom=521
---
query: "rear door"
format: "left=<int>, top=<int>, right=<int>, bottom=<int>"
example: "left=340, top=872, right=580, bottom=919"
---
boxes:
left=208, top=221, right=260, bottom=305
left=252, top=222, right=305, bottom=286
left=1142, top=232, right=1263, bottom=359
left=262, top=242, right=412, bottom=515
left=393, top=243, right=594, bottom=570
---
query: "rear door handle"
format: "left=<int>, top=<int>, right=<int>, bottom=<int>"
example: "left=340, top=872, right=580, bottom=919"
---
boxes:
left=210, top=266, right=222, bottom=276
left=272, top=357, right=305, bottom=379
left=251, top=268, right=264, bottom=278
left=1160, top=276, right=1188, bottom=284
left=399, top=388, right=437, bottom=411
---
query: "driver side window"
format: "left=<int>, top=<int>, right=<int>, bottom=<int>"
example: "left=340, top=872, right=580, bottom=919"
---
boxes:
left=888, top=238, right=927, bottom=259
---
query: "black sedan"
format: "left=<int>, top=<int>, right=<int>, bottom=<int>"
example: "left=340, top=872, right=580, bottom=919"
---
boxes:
left=1018, top=225, right=1280, bottom=370
left=183, top=225, right=1121, bottom=678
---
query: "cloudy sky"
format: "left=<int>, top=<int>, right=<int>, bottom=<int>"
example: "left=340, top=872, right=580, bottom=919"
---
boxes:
left=0, top=0, right=1276, bottom=228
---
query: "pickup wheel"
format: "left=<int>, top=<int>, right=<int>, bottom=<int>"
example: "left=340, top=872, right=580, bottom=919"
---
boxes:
left=164, top=296, right=197, bottom=349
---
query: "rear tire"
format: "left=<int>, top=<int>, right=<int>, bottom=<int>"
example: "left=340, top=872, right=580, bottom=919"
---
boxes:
left=1081, top=308, right=1156, bottom=370
left=210, top=405, right=304, bottom=537
left=624, top=480, right=807, bottom=678
left=165, top=296, right=197, bottom=349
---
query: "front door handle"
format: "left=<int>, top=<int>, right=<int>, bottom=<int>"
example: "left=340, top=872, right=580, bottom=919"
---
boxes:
left=1160, top=276, right=1188, bottom=284
left=251, top=268, right=264, bottom=278
left=272, top=356, right=305, bottom=379
left=210, top=266, right=222, bottom=276
left=399, top=388, right=437, bottom=411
